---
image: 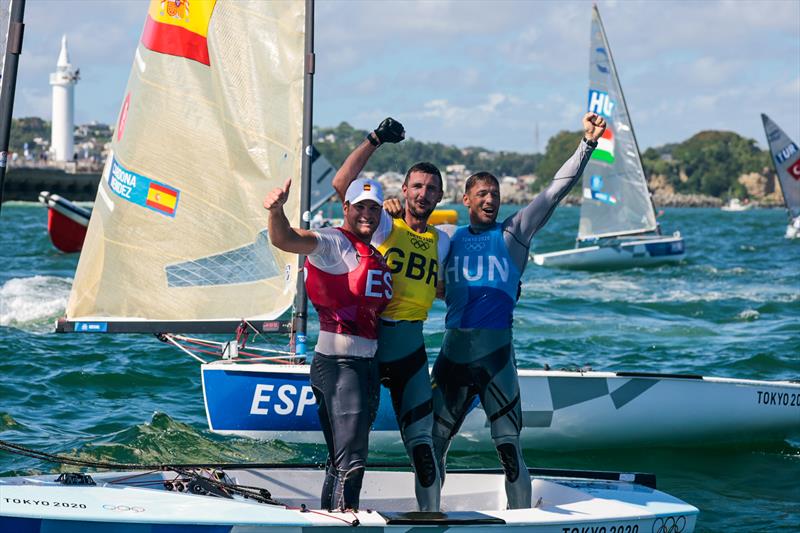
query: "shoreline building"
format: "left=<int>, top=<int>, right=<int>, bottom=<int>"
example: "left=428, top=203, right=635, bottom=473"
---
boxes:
left=49, top=35, right=79, bottom=162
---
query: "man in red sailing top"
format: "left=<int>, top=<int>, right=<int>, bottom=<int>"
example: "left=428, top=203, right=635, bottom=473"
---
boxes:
left=264, top=177, right=392, bottom=512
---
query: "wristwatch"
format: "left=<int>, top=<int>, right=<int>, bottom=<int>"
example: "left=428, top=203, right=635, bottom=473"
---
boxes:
left=583, top=137, right=598, bottom=148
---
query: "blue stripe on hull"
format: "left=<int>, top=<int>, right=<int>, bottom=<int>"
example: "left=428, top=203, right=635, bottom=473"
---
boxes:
left=203, top=369, right=400, bottom=432
left=644, top=239, right=684, bottom=257
left=0, top=517, right=233, bottom=532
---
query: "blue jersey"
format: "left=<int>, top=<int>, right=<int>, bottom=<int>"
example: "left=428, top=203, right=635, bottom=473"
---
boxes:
left=441, top=141, right=595, bottom=332
left=444, top=224, right=522, bottom=329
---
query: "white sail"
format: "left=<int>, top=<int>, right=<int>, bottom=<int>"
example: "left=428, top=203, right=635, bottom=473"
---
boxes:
left=578, top=6, right=657, bottom=241
left=66, top=0, right=307, bottom=329
left=762, top=113, right=800, bottom=219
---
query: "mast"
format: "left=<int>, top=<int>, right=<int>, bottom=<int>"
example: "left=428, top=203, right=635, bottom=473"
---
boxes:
left=292, top=0, right=314, bottom=357
left=592, top=5, right=659, bottom=227
left=0, top=0, right=25, bottom=213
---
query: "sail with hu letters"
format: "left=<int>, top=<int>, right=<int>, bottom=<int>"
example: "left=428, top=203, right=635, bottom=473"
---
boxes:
left=579, top=5, right=657, bottom=241
left=532, top=5, right=684, bottom=269
left=60, top=0, right=308, bottom=333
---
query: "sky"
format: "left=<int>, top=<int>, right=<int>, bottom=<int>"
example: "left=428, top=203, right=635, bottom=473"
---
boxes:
left=12, top=0, right=800, bottom=154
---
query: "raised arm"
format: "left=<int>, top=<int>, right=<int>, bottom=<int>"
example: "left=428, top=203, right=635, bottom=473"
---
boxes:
left=264, top=178, right=318, bottom=254
left=331, top=117, right=405, bottom=201
left=505, top=113, right=606, bottom=242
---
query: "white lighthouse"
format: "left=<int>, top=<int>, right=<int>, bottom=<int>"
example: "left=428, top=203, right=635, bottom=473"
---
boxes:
left=49, top=35, right=79, bottom=162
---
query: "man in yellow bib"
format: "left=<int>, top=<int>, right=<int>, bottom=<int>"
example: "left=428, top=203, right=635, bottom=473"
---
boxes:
left=332, top=118, right=449, bottom=512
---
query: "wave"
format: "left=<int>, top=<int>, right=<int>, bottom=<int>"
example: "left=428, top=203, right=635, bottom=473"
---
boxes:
left=523, top=276, right=800, bottom=304
left=0, top=276, right=71, bottom=329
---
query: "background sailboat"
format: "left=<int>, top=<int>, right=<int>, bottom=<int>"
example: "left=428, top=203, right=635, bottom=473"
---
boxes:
left=761, top=113, right=800, bottom=239
left=533, top=5, right=684, bottom=269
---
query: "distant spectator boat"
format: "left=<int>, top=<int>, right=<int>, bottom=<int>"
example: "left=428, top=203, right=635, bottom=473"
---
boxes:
left=532, top=6, right=684, bottom=270
left=720, top=198, right=753, bottom=212
left=761, top=114, right=800, bottom=239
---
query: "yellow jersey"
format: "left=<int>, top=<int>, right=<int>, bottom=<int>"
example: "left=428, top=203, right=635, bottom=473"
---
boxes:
left=376, top=217, right=440, bottom=321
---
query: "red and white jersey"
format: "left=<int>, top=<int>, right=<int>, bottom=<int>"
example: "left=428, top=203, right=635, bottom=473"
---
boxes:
left=306, top=228, right=392, bottom=357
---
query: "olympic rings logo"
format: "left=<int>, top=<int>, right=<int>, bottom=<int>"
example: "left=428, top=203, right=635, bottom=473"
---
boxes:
left=103, top=504, right=146, bottom=513
left=464, top=241, right=486, bottom=252
left=409, top=235, right=431, bottom=250
left=652, top=515, right=686, bottom=533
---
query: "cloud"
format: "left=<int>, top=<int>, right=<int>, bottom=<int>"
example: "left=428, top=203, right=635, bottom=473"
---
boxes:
left=8, top=0, right=799, bottom=152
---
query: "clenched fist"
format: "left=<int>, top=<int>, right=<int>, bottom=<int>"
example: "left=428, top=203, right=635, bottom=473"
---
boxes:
left=373, top=117, right=405, bottom=145
left=583, top=112, right=607, bottom=142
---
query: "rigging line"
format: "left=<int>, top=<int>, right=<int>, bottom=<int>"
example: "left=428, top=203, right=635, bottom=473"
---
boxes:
left=165, top=338, right=296, bottom=363
left=161, top=334, right=209, bottom=364
left=240, top=319, right=277, bottom=349
left=0, top=439, right=160, bottom=471
left=171, top=333, right=294, bottom=356
left=0, top=439, right=278, bottom=506
left=290, top=506, right=360, bottom=526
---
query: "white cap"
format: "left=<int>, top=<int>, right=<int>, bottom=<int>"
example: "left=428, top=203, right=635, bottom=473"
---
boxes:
left=345, top=178, right=383, bottom=206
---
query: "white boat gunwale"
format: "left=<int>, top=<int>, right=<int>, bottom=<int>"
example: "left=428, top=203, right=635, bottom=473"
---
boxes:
left=0, top=466, right=699, bottom=529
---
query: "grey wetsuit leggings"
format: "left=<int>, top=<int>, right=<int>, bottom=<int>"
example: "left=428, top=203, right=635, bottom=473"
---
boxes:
left=310, top=352, right=379, bottom=511
left=376, top=320, right=441, bottom=512
left=431, top=328, right=531, bottom=509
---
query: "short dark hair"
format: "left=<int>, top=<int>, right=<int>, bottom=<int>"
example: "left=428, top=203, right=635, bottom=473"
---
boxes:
left=464, top=171, right=499, bottom=193
left=404, top=161, right=442, bottom=189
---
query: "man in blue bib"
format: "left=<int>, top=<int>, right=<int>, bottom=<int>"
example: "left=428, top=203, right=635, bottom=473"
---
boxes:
left=432, top=112, right=606, bottom=509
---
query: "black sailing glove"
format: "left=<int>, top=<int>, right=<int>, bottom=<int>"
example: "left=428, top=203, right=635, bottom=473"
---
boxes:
left=368, top=117, right=405, bottom=146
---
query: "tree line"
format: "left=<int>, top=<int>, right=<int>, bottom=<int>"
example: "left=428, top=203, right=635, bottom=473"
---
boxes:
left=10, top=117, right=773, bottom=198
left=316, top=122, right=774, bottom=198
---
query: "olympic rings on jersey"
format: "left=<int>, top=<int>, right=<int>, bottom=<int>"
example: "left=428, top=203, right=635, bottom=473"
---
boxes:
left=464, top=241, right=486, bottom=252
left=409, top=235, right=432, bottom=250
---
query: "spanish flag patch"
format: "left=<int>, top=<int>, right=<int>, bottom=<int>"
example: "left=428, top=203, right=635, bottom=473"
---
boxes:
left=141, top=0, right=217, bottom=66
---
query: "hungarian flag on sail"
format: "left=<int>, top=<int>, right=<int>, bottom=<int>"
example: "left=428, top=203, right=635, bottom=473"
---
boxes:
left=141, top=0, right=217, bottom=66
left=591, top=127, right=615, bottom=164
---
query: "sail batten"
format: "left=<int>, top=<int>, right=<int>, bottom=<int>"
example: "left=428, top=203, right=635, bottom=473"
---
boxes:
left=762, top=113, right=800, bottom=219
left=66, top=0, right=307, bottom=327
left=578, top=6, right=658, bottom=242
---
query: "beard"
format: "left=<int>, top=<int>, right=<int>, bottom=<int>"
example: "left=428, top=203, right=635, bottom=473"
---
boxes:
left=407, top=201, right=436, bottom=221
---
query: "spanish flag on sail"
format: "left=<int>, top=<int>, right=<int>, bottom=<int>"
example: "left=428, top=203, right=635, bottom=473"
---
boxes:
left=141, top=0, right=217, bottom=66
left=591, top=127, right=615, bottom=164
left=145, top=182, right=180, bottom=216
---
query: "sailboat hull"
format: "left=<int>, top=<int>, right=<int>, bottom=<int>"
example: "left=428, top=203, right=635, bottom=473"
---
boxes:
left=37, top=191, right=91, bottom=253
left=201, top=363, right=799, bottom=451
left=532, top=234, right=685, bottom=270
left=786, top=218, right=800, bottom=239
left=0, top=468, right=698, bottom=531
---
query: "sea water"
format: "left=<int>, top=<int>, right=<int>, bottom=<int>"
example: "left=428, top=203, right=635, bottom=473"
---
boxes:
left=1, top=203, right=798, bottom=531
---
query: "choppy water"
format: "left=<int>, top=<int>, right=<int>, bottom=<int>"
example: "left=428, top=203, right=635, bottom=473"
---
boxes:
left=1, top=203, right=798, bottom=531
